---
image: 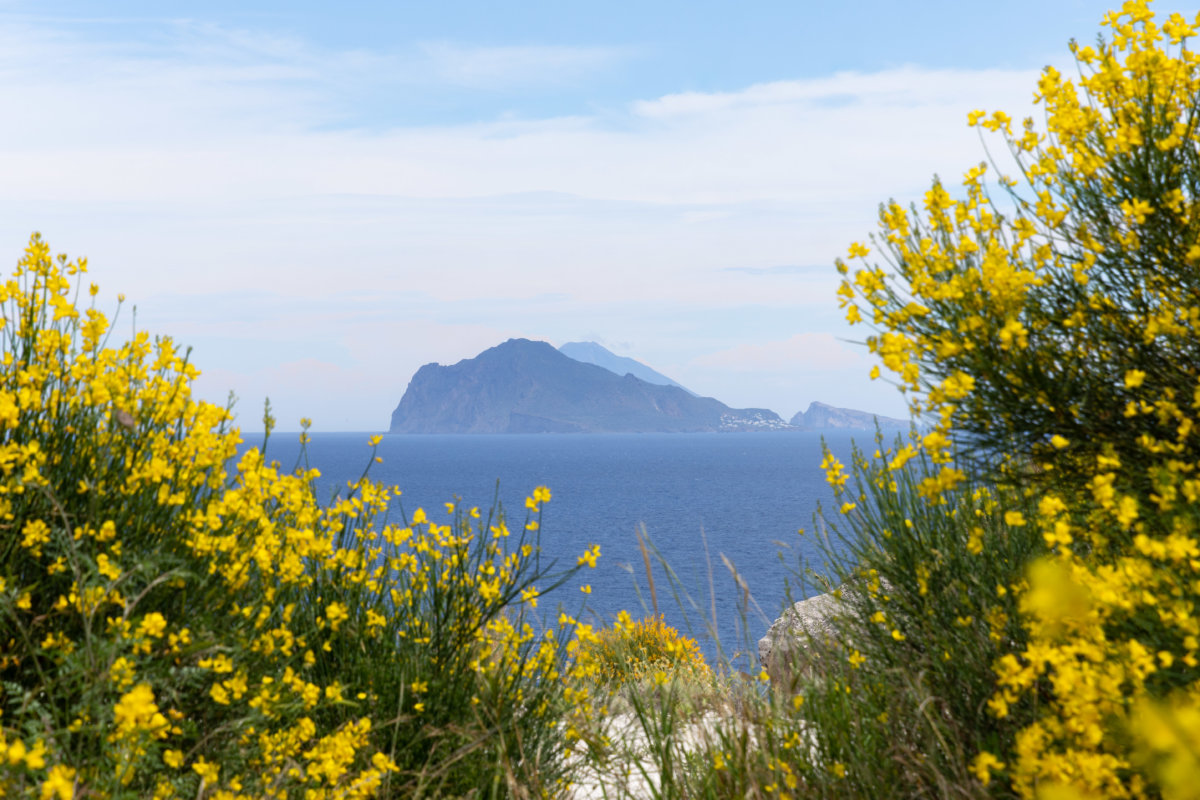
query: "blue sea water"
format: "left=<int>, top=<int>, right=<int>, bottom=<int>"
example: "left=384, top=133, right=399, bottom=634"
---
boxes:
left=251, top=430, right=862, bottom=669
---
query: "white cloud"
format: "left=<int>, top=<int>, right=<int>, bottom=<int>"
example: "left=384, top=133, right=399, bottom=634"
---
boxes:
left=0, top=15, right=1052, bottom=428
left=0, top=16, right=1044, bottom=205
left=631, top=67, right=1038, bottom=118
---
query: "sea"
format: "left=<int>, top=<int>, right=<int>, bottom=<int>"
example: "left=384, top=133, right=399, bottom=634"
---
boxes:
left=248, top=430, right=863, bottom=669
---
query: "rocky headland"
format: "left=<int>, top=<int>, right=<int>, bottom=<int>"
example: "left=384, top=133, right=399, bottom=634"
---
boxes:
left=789, top=401, right=907, bottom=431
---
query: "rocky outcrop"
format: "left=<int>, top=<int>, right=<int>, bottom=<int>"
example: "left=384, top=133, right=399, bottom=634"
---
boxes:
left=758, top=579, right=892, bottom=684
left=757, top=591, right=848, bottom=683
left=790, top=401, right=907, bottom=431
left=390, top=338, right=792, bottom=434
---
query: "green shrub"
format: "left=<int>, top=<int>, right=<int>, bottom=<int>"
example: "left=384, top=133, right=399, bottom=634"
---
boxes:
left=834, top=3, right=1200, bottom=796
left=0, top=234, right=600, bottom=799
left=578, top=613, right=710, bottom=694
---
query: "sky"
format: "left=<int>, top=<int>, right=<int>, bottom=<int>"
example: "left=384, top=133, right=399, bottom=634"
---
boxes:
left=0, top=0, right=1154, bottom=431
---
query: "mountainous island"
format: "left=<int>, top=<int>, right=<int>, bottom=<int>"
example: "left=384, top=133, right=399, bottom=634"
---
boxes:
left=790, top=401, right=907, bottom=431
left=389, top=339, right=787, bottom=433
left=388, top=339, right=905, bottom=434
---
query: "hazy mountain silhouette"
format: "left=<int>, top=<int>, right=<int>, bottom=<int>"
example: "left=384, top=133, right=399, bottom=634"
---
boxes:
left=557, top=341, right=696, bottom=395
left=789, top=401, right=908, bottom=431
left=389, top=339, right=789, bottom=433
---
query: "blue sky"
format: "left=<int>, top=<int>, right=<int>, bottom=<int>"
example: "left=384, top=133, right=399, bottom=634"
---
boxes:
left=0, top=1, right=1148, bottom=430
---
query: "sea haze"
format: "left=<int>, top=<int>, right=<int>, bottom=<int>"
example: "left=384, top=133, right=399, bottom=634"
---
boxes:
left=249, top=430, right=863, bottom=668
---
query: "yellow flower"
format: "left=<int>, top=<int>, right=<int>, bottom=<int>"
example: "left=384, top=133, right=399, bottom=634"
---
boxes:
left=137, top=612, right=167, bottom=638
left=967, top=527, right=985, bottom=555
left=40, top=765, right=75, bottom=800
left=1116, top=495, right=1139, bottom=528
left=576, top=544, right=601, bottom=568
left=1120, top=197, right=1154, bottom=223
left=5, top=738, right=27, bottom=766
left=96, top=553, right=121, bottom=580
left=20, top=518, right=51, bottom=556
left=109, top=656, right=136, bottom=688
left=112, top=683, right=169, bottom=740
left=325, top=601, right=349, bottom=631
left=971, top=751, right=1005, bottom=786
left=193, top=756, right=220, bottom=784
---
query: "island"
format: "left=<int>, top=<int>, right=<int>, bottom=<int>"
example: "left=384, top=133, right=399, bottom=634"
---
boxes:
left=789, top=401, right=908, bottom=431
left=388, top=339, right=789, bottom=433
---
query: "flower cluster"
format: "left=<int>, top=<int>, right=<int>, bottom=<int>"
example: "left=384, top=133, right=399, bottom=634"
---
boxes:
left=835, top=2, right=1200, bottom=795
left=575, top=612, right=710, bottom=692
left=0, top=234, right=601, bottom=798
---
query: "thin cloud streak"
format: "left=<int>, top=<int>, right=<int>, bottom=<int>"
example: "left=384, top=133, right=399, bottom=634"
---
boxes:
left=632, top=67, right=1039, bottom=117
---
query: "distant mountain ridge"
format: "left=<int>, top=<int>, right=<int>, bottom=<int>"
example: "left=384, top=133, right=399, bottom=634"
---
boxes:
left=389, top=339, right=791, bottom=434
left=789, top=401, right=908, bottom=431
left=557, top=341, right=696, bottom=395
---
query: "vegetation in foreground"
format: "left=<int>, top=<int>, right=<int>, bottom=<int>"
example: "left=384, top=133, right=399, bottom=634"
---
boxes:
left=6, top=2, right=1200, bottom=798
left=0, top=235, right=611, bottom=798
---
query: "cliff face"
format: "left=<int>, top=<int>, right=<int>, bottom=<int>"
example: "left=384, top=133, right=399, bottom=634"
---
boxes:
left=789, top=401, right=908, bottom=431
left=389, top=339, right=789, bottom=433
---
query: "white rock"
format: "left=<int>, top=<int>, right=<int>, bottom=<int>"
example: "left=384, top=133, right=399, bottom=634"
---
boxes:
left=562, top=710, right=724, bottom=799
left=758, top=591, right=843, bottom=674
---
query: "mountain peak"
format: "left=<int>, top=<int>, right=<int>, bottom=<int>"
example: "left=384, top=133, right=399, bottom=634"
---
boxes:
left=557, top=341, right=695, bottom=395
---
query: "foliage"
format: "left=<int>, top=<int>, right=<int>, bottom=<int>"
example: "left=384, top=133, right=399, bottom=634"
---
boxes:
left=577, top=613, right=710, bottom=694
left=796, top=437, right=1042, bottom=797
left=834, top=2, right=1200, bottom=796
left=837, top=2, right=1200, bottom=499
left=0, top=234, right=603, bottom=799
left=664, top=437, right=1043, bottom=799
